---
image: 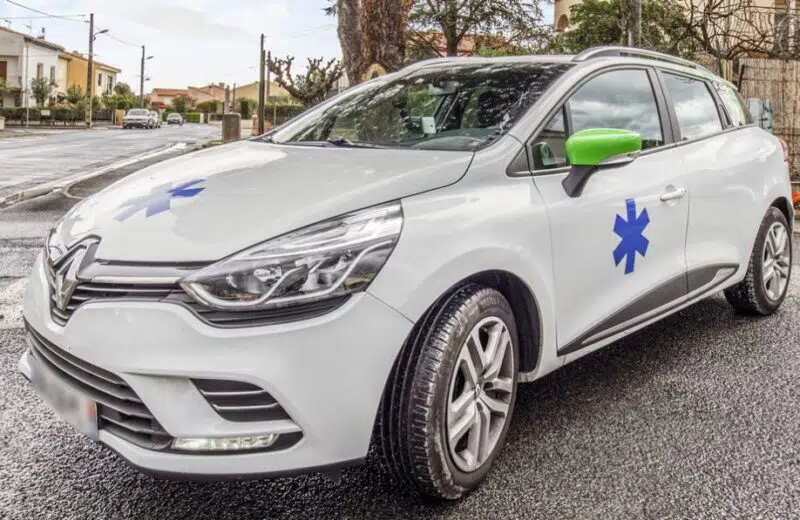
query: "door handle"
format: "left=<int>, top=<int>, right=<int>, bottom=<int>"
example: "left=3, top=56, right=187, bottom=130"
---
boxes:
left=660, top=187, right=686, bottom=202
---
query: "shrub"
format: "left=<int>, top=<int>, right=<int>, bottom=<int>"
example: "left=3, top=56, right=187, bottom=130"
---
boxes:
left=263, top=103, right=305, bottom=126
left=185, top=112, right=202, bottom=123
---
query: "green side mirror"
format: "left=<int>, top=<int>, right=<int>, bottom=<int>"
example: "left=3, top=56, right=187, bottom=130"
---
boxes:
left=565, top=128, right=642, bottom=166
left=562, top=128, right=643, bottom=198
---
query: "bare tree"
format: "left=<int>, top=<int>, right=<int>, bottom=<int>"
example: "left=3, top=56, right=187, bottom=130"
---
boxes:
left=267, top=56, right=343, bottom=106
left=673, top=0, right=800, bottom=59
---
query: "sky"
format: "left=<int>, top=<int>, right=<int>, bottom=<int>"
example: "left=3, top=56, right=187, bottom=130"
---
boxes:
left=0, top=0, right=341, bottom=91
left=0, top=0, right=555, bottom=92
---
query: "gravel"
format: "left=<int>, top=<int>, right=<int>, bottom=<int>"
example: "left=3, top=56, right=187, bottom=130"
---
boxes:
left=1, top=179, right=799, bottom=519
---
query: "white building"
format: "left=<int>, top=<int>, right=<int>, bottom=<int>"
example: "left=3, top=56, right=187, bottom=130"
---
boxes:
left=0, top=26, right=64, bottom=108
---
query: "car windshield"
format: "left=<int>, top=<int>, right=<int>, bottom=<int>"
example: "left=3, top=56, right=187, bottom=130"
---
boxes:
left=269, top=61, right=573, bottom=151
left=128, top=109, right=148, bottom=116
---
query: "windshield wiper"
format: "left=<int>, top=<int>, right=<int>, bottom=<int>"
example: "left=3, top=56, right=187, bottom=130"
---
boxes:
left=325, top=137, right=386, bottom=149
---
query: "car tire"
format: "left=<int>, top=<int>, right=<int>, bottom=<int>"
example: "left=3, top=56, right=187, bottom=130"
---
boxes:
left=375, top=284, right=519, bottom=500
left=725, top=206, right=792, bottom=315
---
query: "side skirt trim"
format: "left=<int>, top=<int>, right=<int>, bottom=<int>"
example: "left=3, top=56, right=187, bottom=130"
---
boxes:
left=557, top=264, right=738, bottom=356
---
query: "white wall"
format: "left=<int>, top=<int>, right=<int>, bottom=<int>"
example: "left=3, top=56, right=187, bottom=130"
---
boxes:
left=22, top=41, right=60, bottom=107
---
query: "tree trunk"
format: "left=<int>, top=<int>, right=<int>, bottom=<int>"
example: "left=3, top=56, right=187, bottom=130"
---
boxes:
left=337, top=0, right=412, bottom=85
left=337, top=0, right=366, bottom=85
left=362, top=0, right=413, bottom=72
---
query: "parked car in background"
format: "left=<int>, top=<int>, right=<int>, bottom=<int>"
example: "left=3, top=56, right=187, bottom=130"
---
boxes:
left=167, top=113, right=183, bottom=126
left=122, top=109, right=151, bottom=129
left=149, top=111, right=162, bottom=129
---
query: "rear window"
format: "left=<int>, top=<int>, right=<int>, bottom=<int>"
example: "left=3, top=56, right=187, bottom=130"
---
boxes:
left=128, top=109, right=148, bottom=116
left=662, top=73, right=722, bottom=141
left=713, top=82, right=753, bottom=126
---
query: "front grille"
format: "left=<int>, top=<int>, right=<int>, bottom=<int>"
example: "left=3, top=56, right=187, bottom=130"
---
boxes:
left=45, top=260, right=349, bottom=328
left=25, top=323, right=173, bottom=450
left=193, top=379, right=292, bottom=422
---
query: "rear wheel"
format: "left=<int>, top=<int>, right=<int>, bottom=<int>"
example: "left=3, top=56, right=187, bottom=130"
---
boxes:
left=375, top=284, right=518, bottom=500
left=725, top=207, right=792, bottom=315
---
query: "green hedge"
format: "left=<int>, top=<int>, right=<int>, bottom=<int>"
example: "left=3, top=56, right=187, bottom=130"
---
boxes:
left=185, top=112, right=202, bottom=123
left=263, top=103, right=305, bottom=126
left=1, top=106, right=86, bottom=124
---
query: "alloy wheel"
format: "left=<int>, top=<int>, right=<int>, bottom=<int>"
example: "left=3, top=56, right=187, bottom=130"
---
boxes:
left=446, top=316, right=514, bottom=473
left=762, top=221, right=791, bottom=301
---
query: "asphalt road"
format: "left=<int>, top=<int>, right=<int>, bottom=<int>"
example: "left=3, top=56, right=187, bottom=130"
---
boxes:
left=0, top=170, right=799, bottom=519
left=0, top=124, right=220, bottom=200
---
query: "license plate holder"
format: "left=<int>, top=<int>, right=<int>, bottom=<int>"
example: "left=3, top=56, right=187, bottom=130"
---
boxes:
left=30, top=354, right=99, bottom=441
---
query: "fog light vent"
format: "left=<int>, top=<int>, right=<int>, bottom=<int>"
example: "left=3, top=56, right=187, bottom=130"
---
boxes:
left=192, top=378, right=291, bottom=422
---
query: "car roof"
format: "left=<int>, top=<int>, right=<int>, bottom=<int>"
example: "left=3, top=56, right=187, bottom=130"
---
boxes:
left=403, top=46, right=735, bottom=90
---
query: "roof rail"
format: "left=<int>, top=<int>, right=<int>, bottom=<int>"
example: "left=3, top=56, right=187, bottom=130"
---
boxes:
left=572, top=46, right=713, bottom=74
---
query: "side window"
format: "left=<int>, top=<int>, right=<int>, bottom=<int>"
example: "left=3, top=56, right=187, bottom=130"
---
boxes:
left=569, top=69, right=664, bottom=149
left=530, top=69, right=664, bottom=171
left=713, top=82, right=753, bottom=126
left=662, top=73, right=722, bottom=140
left=531, top=108, right=567, bottom=170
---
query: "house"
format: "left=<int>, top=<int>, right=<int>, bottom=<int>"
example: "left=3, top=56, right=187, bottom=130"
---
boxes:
left=63, top=51, right=122, bottom=97
left=233, top=81, right=291, bottom=104
left=0, top=26, right=64, bottom=107
left=188, top=84, right=226, bottom=104
left=149, top=88, right=190, bottom=107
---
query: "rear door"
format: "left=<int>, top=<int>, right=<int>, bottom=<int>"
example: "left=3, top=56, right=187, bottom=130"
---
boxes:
left=658, top=70, right=766, bottom=287
left=530, top=67, right=691, bottom=356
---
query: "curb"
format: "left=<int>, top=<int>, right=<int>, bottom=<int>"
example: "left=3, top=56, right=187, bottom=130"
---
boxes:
left=0, top=142, right=190, bottom=209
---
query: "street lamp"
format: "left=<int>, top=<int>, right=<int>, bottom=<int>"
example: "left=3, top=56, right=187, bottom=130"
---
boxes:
left=140, top=48, right=153, bottom=108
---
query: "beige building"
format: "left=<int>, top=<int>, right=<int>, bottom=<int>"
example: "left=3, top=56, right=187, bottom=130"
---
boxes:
left=233, top=80, right=291, bottom=103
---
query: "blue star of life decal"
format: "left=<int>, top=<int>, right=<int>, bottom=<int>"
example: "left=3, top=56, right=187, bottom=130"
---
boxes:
left=613, top=198, right=650, bottom=275
left=115, top=179, right=206, bottom=222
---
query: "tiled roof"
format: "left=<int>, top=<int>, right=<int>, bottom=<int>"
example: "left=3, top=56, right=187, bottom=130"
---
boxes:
left=0, top=26, right=65, bottom=51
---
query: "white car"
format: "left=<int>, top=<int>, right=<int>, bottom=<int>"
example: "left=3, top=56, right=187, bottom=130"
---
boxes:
left=149, top=111, right=161, bottom=129
left=122, top=108, right=151, bottom=129
left=167, top=113, right=183, bottom=126
left=19, top=47, right=793, bottom=500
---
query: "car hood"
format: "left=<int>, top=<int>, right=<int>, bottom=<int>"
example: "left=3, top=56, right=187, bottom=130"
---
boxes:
left=52, top=140, right=474, bottom=262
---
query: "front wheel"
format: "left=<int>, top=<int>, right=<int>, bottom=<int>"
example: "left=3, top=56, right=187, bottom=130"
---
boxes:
left=725, top=206, right=792, bottom=315
left=375, top=284, right=518, bottom=500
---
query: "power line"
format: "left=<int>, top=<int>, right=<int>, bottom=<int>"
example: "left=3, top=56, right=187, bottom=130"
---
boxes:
left=98, top=31, right=139, bottom=47
left=1, top=14, right=85, bottom=20
left=4, top=0, right=87, bottom=23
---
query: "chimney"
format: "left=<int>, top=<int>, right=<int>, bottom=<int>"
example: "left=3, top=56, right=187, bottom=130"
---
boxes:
left=38, top=27, right=46, bottom=40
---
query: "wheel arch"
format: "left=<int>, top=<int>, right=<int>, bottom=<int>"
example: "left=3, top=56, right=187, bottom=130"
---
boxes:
left=393, top=269, right=543, bottom=374
left=771, top=196, right=793, bottom=225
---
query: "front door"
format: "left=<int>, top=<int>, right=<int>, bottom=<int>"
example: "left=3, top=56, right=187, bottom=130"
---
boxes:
left=530, top=67, right=690, bottom=356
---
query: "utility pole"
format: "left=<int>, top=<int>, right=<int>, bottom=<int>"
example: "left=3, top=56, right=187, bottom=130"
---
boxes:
left=258, top=33, right=266, bottom=135
left=266, top=51, right=271, bottom=103
left=85, top=13, right=94, bottom=128
left=140, top=45, right=146, bottom=108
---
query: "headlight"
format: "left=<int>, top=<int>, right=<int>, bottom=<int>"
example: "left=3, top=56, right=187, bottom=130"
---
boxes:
left=181, top=202, right=403, bottom=310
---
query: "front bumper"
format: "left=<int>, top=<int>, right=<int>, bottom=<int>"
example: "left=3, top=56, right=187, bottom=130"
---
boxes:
left=20, top=255, right=413, bottom=478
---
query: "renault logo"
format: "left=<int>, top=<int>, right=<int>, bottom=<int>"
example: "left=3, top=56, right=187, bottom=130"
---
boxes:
left=47, top=237, right=98, bottom=313
left=54, top=250, right=86, bottom=311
